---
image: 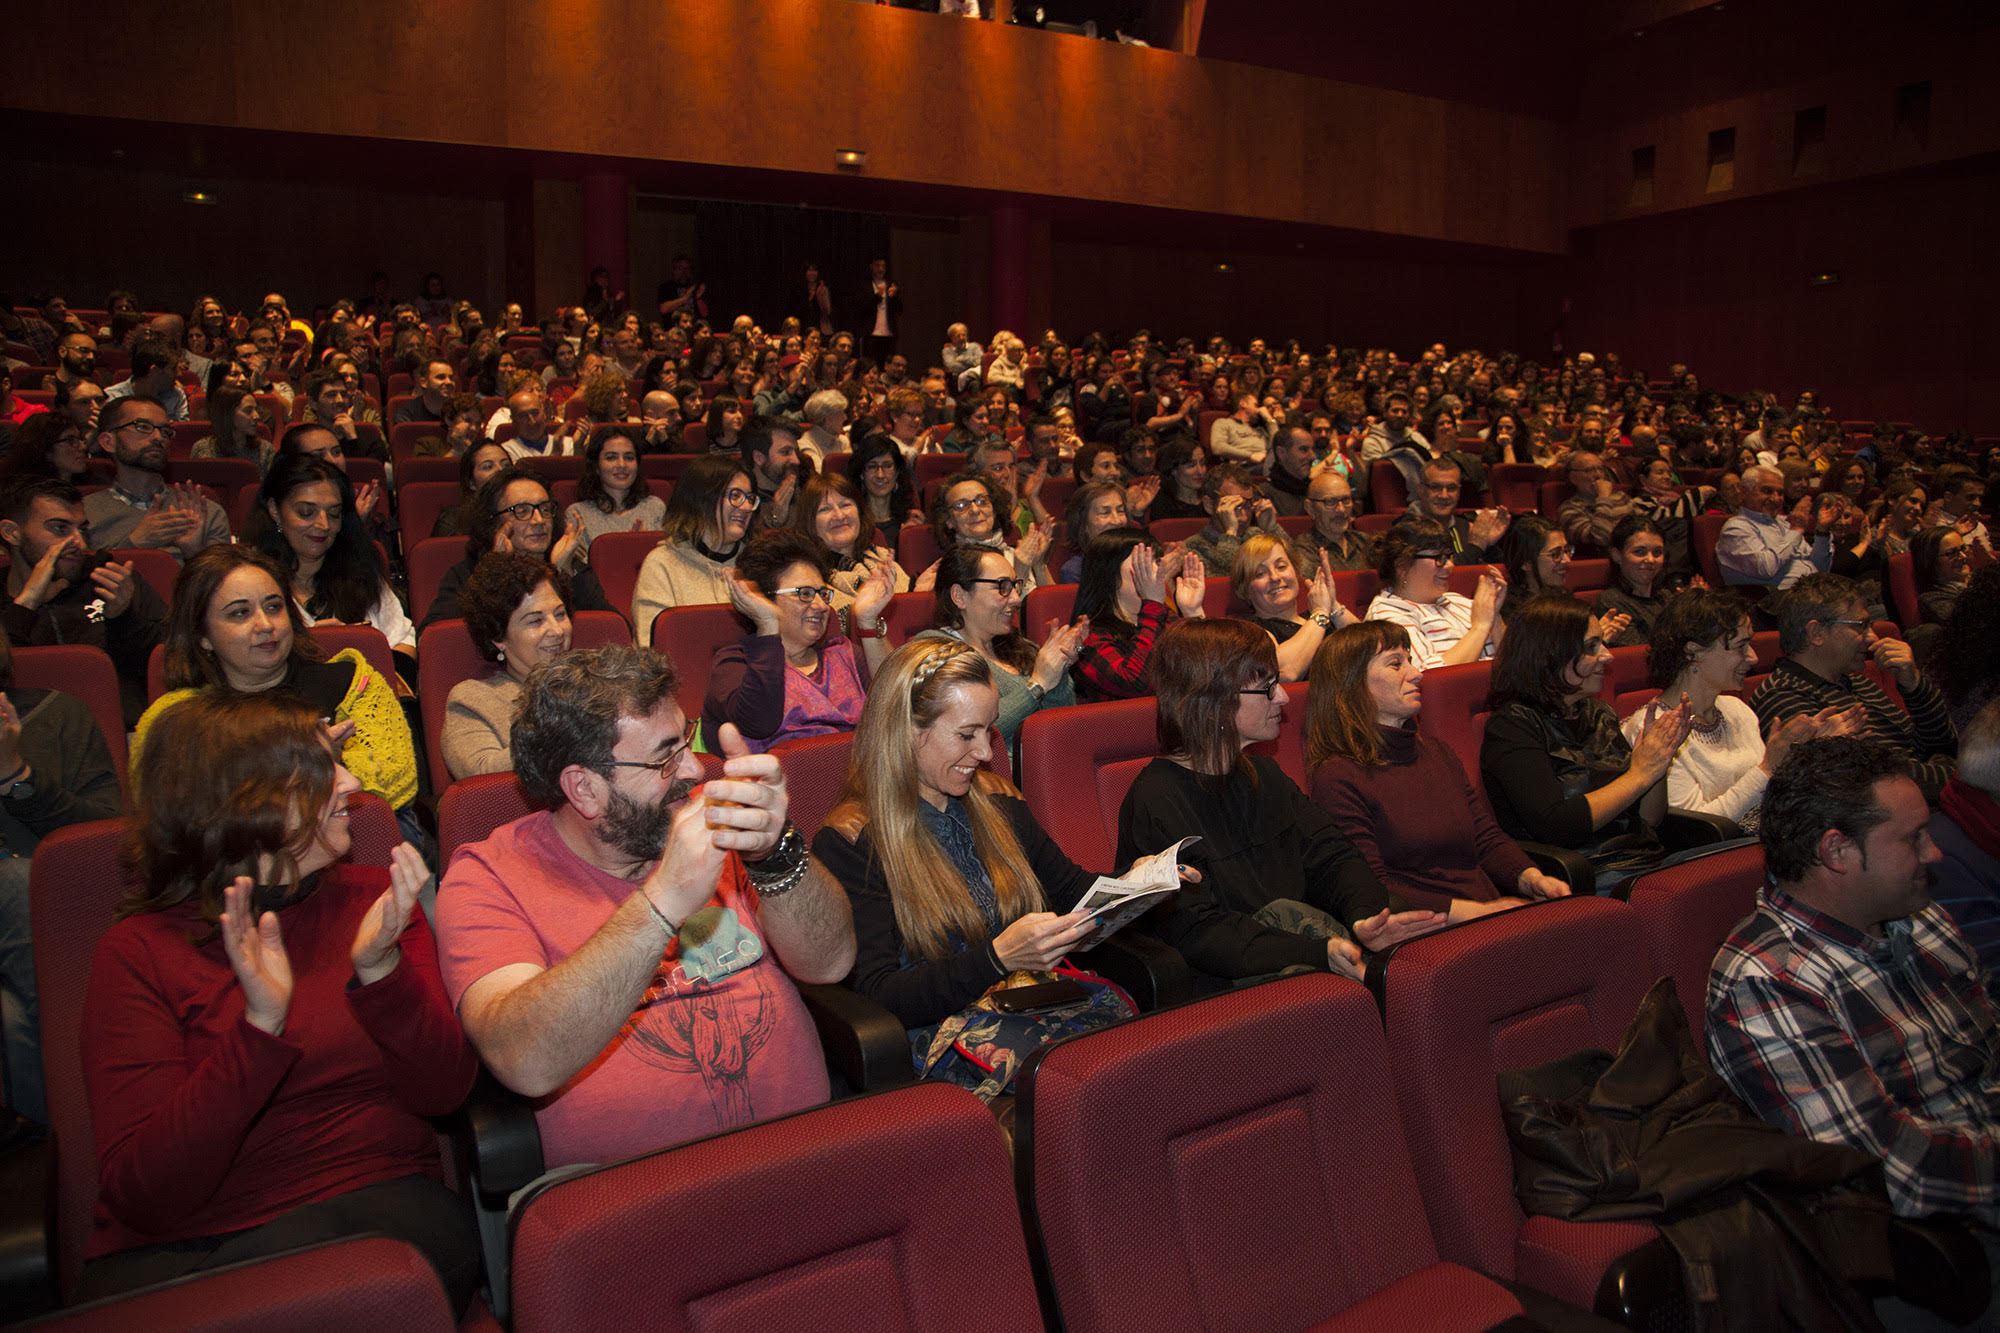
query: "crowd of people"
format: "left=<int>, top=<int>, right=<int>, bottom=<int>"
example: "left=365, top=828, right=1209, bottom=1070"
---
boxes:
left=2, top=274, right=1999, bottom=1324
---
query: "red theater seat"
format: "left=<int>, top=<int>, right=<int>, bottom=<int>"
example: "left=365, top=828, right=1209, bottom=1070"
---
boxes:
left=1619, top=843, right=1765, bottom=1042
left=1018, top=696, right=1158, bottom=872
left=650, top=601, right=755, bottom=722
left=508, top=1082, right=1040, bottom=1333
left=1385, top=897, right=1661, bottom=1309
left=1018, top=973, right=1526, bottom=1333
left=11, top=645, right=129, bottom=803
left=586, top=530, right=661, bottom=634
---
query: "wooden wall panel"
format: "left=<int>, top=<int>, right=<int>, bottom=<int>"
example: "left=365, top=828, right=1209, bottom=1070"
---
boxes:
left=2, top=0, right=1567, bottom=255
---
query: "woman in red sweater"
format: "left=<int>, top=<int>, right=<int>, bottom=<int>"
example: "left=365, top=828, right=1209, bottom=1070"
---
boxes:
left=1304, top=621, right=1571, bottom=917
left=78, top=691, right=478, bottom=1310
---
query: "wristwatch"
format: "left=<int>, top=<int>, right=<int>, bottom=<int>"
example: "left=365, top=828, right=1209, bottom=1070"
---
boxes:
left=0, top=763, right=33, bottom=801
left=744, top=821, right=810, bottom=897
left=1026, top=682, right=1047, bottom=704
left=854, top=618, right=887, bottom=639
left=1310, top=611, right=1336, bottom=631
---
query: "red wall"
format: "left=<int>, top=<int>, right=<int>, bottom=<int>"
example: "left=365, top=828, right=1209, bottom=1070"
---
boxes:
left=1564, top=152, right=2000, bottom=431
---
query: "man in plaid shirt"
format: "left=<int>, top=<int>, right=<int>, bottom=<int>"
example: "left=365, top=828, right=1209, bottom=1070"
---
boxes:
left=1708, top=737, right=2000, bottom=1321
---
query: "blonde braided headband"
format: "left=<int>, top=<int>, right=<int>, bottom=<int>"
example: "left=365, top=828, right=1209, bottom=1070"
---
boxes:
left=909, top=639, right=974, bottom=694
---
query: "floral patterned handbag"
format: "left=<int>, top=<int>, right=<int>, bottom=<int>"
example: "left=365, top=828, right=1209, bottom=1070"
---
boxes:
left=911, top=962, right=1136, bottom=1102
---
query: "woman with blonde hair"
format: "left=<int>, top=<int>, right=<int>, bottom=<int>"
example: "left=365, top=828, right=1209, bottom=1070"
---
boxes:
left=813, top=639, right=1191, bottom=1047
left=1230, top=530, right=1354, bottom=683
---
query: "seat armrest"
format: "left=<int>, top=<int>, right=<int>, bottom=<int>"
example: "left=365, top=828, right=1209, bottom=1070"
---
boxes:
left=1889, top=1214, right=1991, bottom=1325
left=0, top=1131, right=55, bottom=1319
left=1592, top=1234, right=1692, bottom=1329
left=798, top=982, right=915, bottom=1093
left=1074, top=932, right=1191, bottom=1012
left=443, top=1069, right=545, bottom=1209
left=1659, top=810, right=1743, bottom=850
left=1518, top=842, right=1596, bottom=896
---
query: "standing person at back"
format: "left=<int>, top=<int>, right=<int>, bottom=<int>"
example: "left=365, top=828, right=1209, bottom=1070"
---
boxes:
left=857, top=257, right=901, bottom=366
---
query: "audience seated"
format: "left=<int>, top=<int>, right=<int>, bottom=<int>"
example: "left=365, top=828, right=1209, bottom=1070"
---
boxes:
left=1594, top=515, right=1675, bottom=647
left=790, top=471, right=914, bottom=609
left=927, top=470, right=1052, bottom=588
left=1364, top=517, right=1503, bottom=669
left=913, top=546, right=1081, bottom=754
left=1707, top=736, right=2000, bottom=1330
left=430, top=440, right=510, bottom=539
left=565, top=432, right=665, bottom=555
left=1495, top=513, right=1575, bottom=623
left=185, top=385, right=276, bottom=472
left=5, top=411, right=92, bottom=487
left=1182, top=461, right=1279, bottom=578
left=421, top=466, right=612, bottom=632
left=133, top=545, right=421, bottom=837
left=1926, top=564, right=2000, bottom=733
left=0, top=477, right=167, bottom=729
left=1068, top=529, right=1204, bottom=701
left=1233, top=531, right=1356, bottom=682
left=1481, top=594, right=1691, bottom=887
left=1750, top=573, right=1957, bottom=803
left=1717, top=465, right=1838, bottom=589
left=1054, top=481, right=1131, bottom=584
left=0, top=633, right=121, bottom=1124
left=1119, top=618, right=1423, bottom=984
left=441, top=553, right=573, bottom=780
left=78, top=691, right=477, bottom=1313
left=1910, top=524, right=1970, bottom=625
left=1631, top=587, right=1859, bottom=831
left=844, top=431, right=926, bottom=550
left=83, top=397, right=233, bottom=561
left=1927, top=700, right=2000, bottom=981
left=1304, top=620, right=1568, bottom=918
left=1555, top=450, right=1634, bottom=550
left=631, top=453, right=759, bottom=641
left=704, top=529, right=893, bottom=752
left=1410, top=456, right=1509, bottom=563
left=436, top=644, right=852, bottom=1169
left=1287, top=469, right=1375, bottom=579
left=812, top=639, right=1179, bottom=1090
left=243, top=456, right=416, bottom=662
left=1928, top=462, right=1992, bottom=558
left=1146, top=436, right=1210, bottom=522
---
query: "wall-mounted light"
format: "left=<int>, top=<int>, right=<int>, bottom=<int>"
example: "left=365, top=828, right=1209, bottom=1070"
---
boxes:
left=1809, top=270, right=1840, bottom=286
left=1214, top=262, right=1234, bottom=274
left=834, top=149, right=867, bottom=171
left=181, top=189, right=218, bottom=204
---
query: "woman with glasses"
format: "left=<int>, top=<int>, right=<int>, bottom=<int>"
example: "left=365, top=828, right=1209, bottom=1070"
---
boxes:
left=1496, top=515, right=1575, bottom=624
left=1118, top=619, right=1435, bottom=986
left=914, top=546, right=1086, bottom=754
left=1481, top=595, right=1694, bottom=888
left=443, top=553, right=577, bottom=779
left=1363, top=518, right=1506, bottom=669
left=417, top=467, right=613, bottom=633
left=929, top=471, right=1053, bottom=590
left=703, top=531, right=896, bottom=754
left=1911, top=524, right=1972, bottom=625
left=632, top=453, right=759, bottom=644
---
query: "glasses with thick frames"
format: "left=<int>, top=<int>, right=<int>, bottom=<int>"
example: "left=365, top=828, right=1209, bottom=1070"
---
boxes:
left=964, top=576, right=1024, bottom=597
left=494, top=500, right=557, bottom=521
left=771, top=585, right=835, bottom=606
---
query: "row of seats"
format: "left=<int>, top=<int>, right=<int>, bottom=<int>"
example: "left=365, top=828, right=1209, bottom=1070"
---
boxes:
left=21, top=799, right=1769, bottom=1329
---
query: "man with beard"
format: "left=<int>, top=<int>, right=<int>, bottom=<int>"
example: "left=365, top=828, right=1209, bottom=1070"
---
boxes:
left=81, top=397, right=230, bottom=559
left=0, top=477, right=166, bottom=728
left=742, top=420, right=803, bottom=531
left=40, top=331, right=96, bottom=394
left=435, top=644, right=854, bottom=1169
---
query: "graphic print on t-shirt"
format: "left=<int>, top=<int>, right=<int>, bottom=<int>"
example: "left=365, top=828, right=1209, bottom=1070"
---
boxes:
left=626, top=904, right=779, bottom=1125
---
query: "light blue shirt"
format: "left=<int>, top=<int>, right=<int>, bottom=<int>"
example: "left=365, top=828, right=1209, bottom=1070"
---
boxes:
left=1716, top=508, right=1830, bottom=588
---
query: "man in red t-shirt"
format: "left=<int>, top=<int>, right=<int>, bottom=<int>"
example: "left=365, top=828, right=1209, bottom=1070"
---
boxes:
left=436, top=645, right=855, bottom=1168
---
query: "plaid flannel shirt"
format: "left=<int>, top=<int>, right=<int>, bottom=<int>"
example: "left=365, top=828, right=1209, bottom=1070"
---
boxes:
left=1707, top=885, right=2000, bottom=1225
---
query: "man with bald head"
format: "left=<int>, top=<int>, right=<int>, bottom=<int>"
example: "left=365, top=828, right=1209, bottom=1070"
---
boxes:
left=501, top=385, right=581, bottom=459
left=1717, top=464, right=1836, bottom=589
left=1290, top=469, right=1375, bottom=581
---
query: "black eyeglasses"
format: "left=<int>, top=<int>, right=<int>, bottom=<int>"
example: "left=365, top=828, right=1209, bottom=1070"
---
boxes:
left=114, top=418, right=171, bottom=439
left=494, top=500, right=557, bottom=521
left=599, top=720, right=700, bottom=777
left=964, top=576, right=1024, bottom=597
left=1240, top=680, right=1282, bottom=700
left=771, top=585, right=835, bottom=606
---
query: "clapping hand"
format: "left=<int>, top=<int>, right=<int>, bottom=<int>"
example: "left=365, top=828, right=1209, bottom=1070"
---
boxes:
left=550, top=511, right=585, bottom=570
left=220, top=875, right=293, bottom=1036
left=851, top=554, right=897, bottom=625
left=350, top=843, right=430, bottom=985
left=728, top=574, right=783, bottom=636
left=1633, top=693, right=1695, bottom=782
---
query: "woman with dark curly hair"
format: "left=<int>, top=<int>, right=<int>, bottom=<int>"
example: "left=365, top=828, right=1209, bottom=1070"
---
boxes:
left=441, top=553, right=573, bottom=780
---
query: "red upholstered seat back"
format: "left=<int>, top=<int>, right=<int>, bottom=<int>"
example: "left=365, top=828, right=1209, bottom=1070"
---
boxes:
left=1371, top=460, right=1410, bottom=513
left=12, top=646, right=129, bottom=801
left=438, top=772, right=540, bottom=868
left=1019, top=974, right=1512, bottom=1333
left=1414, top=661, right=1491, bottom=792
left=895, top=524, right=944, bottom=578
left=1019, top=697, right=1159, bottom=872
left=1022, top=581, right=1078, bottom=643
left=587, top=530, right=663, bottom=634
left=108, top=547, right=181, bottom=609
left=1692, top=513, right=1727, bottom=586
left=1147, top=517, right=1206, bottom=546
left=33, top=1236, right=457, bottom=1333
left=406, top=536, right=463, bottom=626
left=398, top=480, right=462, bottom=547
left=508, top=1082, right=1040, bottom=1333
left=1623, top=843, right=1765, bottom=1041
left=650, top=602, right=754, bottom=721
left=876, top=588, right=936, bottom=645
left=1385, top=897, right=1657, bottom=1296
left=1604, top=644, right=1650, bottom=698
left=1886, top=551, right=1921, bottom=629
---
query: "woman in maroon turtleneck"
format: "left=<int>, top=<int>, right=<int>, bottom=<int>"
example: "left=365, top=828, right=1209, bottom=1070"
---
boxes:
left=1303, top=620, right=1571, bottom=917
